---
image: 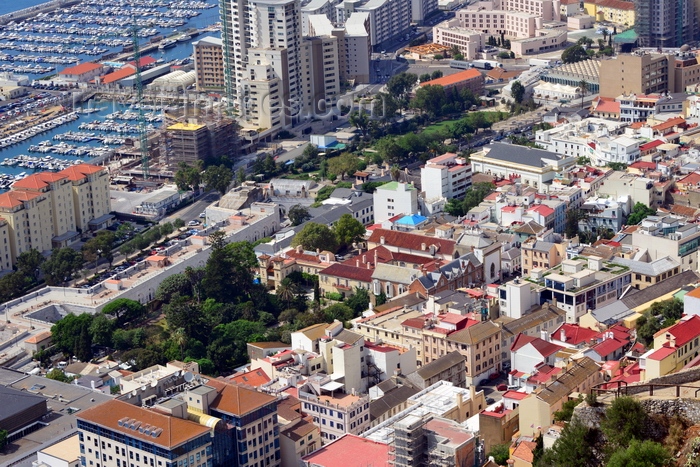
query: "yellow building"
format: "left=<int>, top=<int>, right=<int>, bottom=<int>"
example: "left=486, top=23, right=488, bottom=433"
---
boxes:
left=640, top=315, right=700, bottom=380
left=60, top=163, right=112, bottom=232
left=0, top=190, right=53, bottom=264
left=583, top=0, right=635, bottom=25
left=518, top=357, right=601, bottom=437
left=12, top=171, right=78, bottom=245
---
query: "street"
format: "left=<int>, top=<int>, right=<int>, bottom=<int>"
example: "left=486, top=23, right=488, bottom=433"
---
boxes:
left=161, top=191, right=220, bottom=225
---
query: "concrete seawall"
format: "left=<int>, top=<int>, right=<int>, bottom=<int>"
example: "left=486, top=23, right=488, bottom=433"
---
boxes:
left=0, top=0, right=82, bottom=25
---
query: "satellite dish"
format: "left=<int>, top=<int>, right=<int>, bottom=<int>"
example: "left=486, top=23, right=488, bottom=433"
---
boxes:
left=183, top=372, right=194, bottom=383
left=131, top=390, right=137, bottom=397
left=141, top=385, right=147, bottom=392
left=151, top=380, right=157, bottom=388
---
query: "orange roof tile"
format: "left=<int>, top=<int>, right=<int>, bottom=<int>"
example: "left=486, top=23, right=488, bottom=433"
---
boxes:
left=58, top=163, right=103, bottom=181
left=25, top=331, right=52, bottom=344
left=0, top=190, right=42, bottom=208
left=59, top=62, right=103, bottom=75
left=512, top=441, right=538, bottom=463
left=12, top=172, right=68, bottom=190
left=420, top=68, right=483, bottom=87
left=229, top=369, right=271, bottom=387
left=205, top=379, right=277, bottom=416
left=101, top=65, right=136, bottom=84
left=77, top=399, right=210, bottom=448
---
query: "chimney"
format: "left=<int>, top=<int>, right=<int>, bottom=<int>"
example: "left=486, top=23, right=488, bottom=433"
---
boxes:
left=540, top=330, right=549, bottom=342
left=380, top=236, right=385, bottom=245
left=356, top=260, right=360, bottom=267
left=362, top=255, right=367, bottom=264
left=90, top=380, right=96, bottom=390
left=560, top=329, right=566, bottom=342
left=367, top=262, right=371, bottom=269
left=296, top=245, right=303, bottom=253
left=456, top=391, right=463, bottom=409
left=374, top=249, right=378, bottom=265
left=421, top=242, right=427, bottom=251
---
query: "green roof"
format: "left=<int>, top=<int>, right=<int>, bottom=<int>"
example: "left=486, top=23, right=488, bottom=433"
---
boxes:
left=377, top=181, right=416, bottom=191
left=614, top=29, right=638, bottom=44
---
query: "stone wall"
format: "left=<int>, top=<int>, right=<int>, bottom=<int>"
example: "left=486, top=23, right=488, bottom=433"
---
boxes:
left=639, top=399, right=700, bottom=425
left=626, top=367, right=700, bottom=395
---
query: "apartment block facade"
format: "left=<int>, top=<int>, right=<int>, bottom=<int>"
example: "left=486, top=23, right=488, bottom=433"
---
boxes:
left=193, top=36, right=224, bottom=91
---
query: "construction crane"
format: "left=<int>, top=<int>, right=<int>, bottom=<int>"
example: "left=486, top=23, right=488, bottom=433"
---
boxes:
left=131, top=19, right=149, bottom=180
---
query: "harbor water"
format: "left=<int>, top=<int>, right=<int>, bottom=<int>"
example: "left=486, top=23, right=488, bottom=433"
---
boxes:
left=0, top=0, right=221, bottom=179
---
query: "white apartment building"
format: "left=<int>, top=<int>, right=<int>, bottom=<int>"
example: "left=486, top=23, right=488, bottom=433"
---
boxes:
left=534, top=118, right=638, bottom=166
left=421, top=153, right=472, bottom=212
left=469, top=143, right=576, bottom=188
left=373, top=181, right=419, bottom=223
left=457, top=7, right=540, bottom=39
left=298, top=376, right=371, bottom=443
left=357, top=0, right=412, bottom=48
left=501, top=0, right=556, bottom=20
left=433, top=20, right=485, bottom=60
left=579, top=195, right=631, bottom=235
left=220, top=0, right=249, bottom=103
left=344, top=13, right=372, bottom=83
left=302, top=0, right=338, bottom=36
left=301, top=35, right=341, bottom=116
left=630, top=215, right=700, bottom=272
left=412, top=0, right=439, bottom=24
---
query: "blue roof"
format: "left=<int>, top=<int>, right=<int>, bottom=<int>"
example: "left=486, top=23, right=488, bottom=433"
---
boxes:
left=395, top=214, right=427, bottom=226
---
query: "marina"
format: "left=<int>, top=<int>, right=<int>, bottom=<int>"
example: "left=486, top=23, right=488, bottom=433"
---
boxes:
left=0, top=0, right=217, bottom=79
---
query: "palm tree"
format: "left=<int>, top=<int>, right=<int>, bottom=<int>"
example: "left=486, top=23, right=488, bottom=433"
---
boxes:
left=173, top=328, right=187, bottom=359
left=277, top=279, right=297, bottom=309
left=579, top=80, right=589, bottom=109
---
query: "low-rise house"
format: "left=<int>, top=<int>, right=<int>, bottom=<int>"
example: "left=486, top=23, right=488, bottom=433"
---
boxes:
left=518, top=357, right=602, bottom=436
left=640, top=315, right=700, bottom=380
left=405, top=350, right=466, bottom=389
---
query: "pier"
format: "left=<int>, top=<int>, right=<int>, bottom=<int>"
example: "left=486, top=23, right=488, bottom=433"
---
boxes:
left=0, top=0, right=82, bottom=26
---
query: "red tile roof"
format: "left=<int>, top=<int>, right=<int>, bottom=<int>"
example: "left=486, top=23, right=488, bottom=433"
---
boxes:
left=0, top=190, right=42, bottom=208
left=127, top=56, right=157, bottom=68
left=512, top=441, right=538, bottom=463
left=503, top=390, right=529, bottom=400
left=206, top=379, right=277, bottom=416
left=528, top=365, right=562, bottom=383
left=638, top=140, right=664, bottom=152
left=101, top=64, right=136, bottom=84
left=77, top=400, right=209, bottom=448
left=591, top=0, right=634, bottom=8
left=367, top=229, right=456, bottom=256
left=419, top=68, right=483, bottom=88
left=678, top=172, right=700, bottom=186
left=320, top=263, right=374, bottom=283
left=510, top=333, right=536, bottom=352
left=528, top=204, right=555, bottom=217
left=652, top=117, right=686, bottom=132
left=590, top=337, right=626, bottom=358
left=229, top=369, right=271, bottom=387
left=58, top=163, right=104, bottom=181
left=59, top=62, right=103, bottom=75
left=551, top=323, right=597, bottom=346
left=646, top=345, right=676, bottom=361
left=593, top=97, right=620, bottom=114
left=302, top=434, right=390, bottom=466
left=658, top=315, right=700, bottom=347
left=402, top=317, right=427, bottom=329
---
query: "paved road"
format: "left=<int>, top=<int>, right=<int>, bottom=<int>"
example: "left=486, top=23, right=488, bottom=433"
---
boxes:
left=161, top=191, right=220, bottom=225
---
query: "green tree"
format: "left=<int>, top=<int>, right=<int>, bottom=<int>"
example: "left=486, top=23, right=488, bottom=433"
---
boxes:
left=579, top=80, right=589, bottom=108
left=327, top=152, right=359, bottom=180
left=375, top=291, right=387, bottom=306
left=333, top=214, right=366, bottom=249
left=89, top=313, right=114, bottom=347
left=537, top=419, right=599, bottom=467
left=116, top=222, right=135, bottom=241
left=236, top=167, right=247, bottom=185
left=376, top=137, right=406, bottom=164
left=345, top=287, right=370, bottom=315
left=46, top=368, right=72, bottom=383
left=42, top=247, right=83, bottom=286
left=487, top=443, right=510, bottom=466
left=386, top=72, right=418, bottom=109
left=82, top=230, right=116, bottom=270
left=16, top=249, right=45, bottom=283
left=203, top=164, right=233, bottom=195
left=288, top=204, right=311, bottom=226
left=174, top=218, right=185, bottom=229
left=349, top=110, right=371, bottom=138
left=276, top=278, right=300, bottom=309
left=627, top=202, right=657, bottom=225
left=411, top=85, right=447, bottom=118
left=511, top=81, right=526, bottom=104
left=566, top=209, right=588, bottom=239
left=292, top=222, right=339, bottom=252
left=431, top=70, right=443, bottom=80
left=101, top=298, right=145, bottom=326
left=600, top=396, right=648, bottom=451
left=606, top=440, right=671, bottom=467
left=207, top=320, right=267, bottom=371
left=553, top=396, right=582, bottom=422
left=419, top=73, right=431, bottom=83
left=323, top=303, right=355, bottom=322
left=561, top=44, right=589, bottom=64
left=0, top=428, right=7, bottom=451
left=174, top=161, right=202, bottom=192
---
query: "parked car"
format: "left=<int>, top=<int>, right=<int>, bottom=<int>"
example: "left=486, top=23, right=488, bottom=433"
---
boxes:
left=188, top=220, right=200, bottom=226
left=497, top=384, right=508, bottom=391
left=479, top=379, right=490, bottom=386
left=486, top=397, right=495, bottom=405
